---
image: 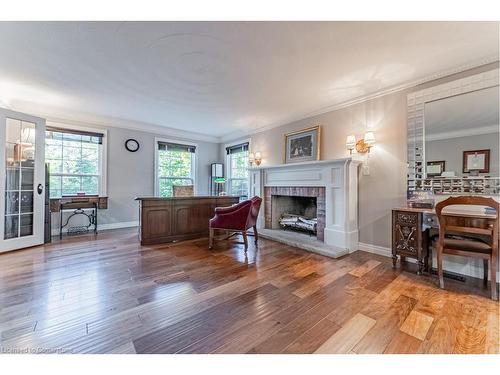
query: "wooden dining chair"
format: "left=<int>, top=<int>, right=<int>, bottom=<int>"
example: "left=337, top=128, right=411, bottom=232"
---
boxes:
left=435, top=196, right=498, bottom=300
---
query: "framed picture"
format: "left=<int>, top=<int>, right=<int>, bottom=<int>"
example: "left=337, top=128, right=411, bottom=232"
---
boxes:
left=283, top=125, right=321, bottom=164
left=463, top=149, right=490, bottom=173
left=426, top=160, right=445, bottom=177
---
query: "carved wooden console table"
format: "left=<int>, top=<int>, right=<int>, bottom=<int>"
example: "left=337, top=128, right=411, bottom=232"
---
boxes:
left=392, top=208, right=430, bottom=275
left=392, top=206, right=497, bottom=275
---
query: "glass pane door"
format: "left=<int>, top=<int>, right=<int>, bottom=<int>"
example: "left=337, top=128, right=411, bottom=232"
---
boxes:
left=1, top=107, right=45, bottom=252
left=4, top=118, right=36, bottom=239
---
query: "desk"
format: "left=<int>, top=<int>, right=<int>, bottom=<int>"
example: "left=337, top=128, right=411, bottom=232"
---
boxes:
left=392, top=206, right=496, bottom=275
left=50, top=196, right=108, bottom=238
left=135, top=196, right=239, bottom=245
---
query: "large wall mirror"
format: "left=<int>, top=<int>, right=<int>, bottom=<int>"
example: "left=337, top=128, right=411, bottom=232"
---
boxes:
left=407, top=69, right=499, bottom=196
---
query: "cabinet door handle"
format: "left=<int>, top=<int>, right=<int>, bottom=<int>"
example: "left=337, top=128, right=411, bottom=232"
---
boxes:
left=37, top=184, right=43, bottom=195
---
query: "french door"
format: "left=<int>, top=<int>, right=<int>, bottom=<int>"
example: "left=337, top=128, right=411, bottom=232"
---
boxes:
left=0, top=108, right=46, bottom=252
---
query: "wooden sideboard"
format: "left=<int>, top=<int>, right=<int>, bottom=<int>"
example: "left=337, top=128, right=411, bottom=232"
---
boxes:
left=135, top=196, right=240, bottom=245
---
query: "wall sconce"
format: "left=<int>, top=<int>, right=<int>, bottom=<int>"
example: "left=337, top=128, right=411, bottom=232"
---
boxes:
left=346, top=131, right=376, bottom=154
left=346, top=135, right=356, bottom=155
left=249, top=151, right=262, bottom=166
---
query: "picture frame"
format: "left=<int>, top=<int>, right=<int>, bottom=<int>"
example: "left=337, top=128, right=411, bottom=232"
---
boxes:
left=283, top=125, right=321, bottom=164
left=426, top=160, right=445, bottom=177
left=463, top=149, right=490, bottom=173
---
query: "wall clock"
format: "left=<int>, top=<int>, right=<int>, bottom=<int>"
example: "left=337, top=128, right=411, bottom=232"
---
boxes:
left=125, top=139, right=140, bottom=152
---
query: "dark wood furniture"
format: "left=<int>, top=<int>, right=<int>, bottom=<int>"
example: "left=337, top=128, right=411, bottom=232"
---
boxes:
left=50, top=196, right=108, bottom=238
left=392, top=208, right=430, bottom=275
left=392, top=205, right=498, bottom=277
left=435, top=196, right=498, bottom=300
left=135, top=196, right=239, bottom=245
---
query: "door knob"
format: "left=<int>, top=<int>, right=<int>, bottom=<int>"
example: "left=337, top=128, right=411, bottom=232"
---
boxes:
left=37, top=184, right=43, bottom=195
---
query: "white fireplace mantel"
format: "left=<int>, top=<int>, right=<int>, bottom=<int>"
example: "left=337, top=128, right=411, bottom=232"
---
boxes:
left=248, top=158, right=361, bottom=257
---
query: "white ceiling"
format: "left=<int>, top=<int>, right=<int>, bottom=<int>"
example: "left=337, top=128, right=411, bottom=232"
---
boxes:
left=425, top=86, right=499, bottom=140
left=0, top=21, right=498, bottom=142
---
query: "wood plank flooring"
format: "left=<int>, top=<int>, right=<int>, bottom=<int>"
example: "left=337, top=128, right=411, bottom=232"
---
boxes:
left=0, top=228, right=498, bottom=354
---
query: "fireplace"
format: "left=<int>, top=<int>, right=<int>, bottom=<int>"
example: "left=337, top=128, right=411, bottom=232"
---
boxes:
left=264, top=186, right=325, bottom=241
left=272, top=196, right=317, bottom=234
left=249, top=158, right=360, bottom=258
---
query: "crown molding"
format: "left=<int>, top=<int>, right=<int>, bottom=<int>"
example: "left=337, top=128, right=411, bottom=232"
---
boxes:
left=2, top=106, right=220, bottom=143
left=44, top=114, right=220, bottom=143
left=219, top=56, right=499, bottom=143
left=426, top=124, right=499, bottom=142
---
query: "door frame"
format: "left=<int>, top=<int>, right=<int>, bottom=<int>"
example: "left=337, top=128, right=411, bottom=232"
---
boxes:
left=0, top=107, right=46, bottom=253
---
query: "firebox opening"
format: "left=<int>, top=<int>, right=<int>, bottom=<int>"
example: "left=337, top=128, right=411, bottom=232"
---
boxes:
left=271, top=195, right=318, bottom=235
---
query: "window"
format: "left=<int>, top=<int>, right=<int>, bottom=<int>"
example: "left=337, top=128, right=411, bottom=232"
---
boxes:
left=226, top=142, right=249, bottom=200
left=155, top=139, right=196, bottom=197
left=45, top=126, right=105, bottom=198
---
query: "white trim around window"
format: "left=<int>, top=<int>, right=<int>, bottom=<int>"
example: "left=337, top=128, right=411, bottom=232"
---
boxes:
left=46, top=121, right=108, bottom=196
left=224, top=138, right=251, bottom=199
left=154, top=137, right=198, bottom=197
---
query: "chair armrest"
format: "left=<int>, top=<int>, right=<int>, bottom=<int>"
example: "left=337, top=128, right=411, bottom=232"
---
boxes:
left=215, top=205, right=238, bottom=214
left=210, top=201, right=252, bottom=230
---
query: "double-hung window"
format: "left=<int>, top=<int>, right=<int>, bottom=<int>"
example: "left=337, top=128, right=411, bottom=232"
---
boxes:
left=45, top=126, right=105, bottom=198
left=156, top=140, right=196, bottom=197
left=226, top=142, right=249, bottom=200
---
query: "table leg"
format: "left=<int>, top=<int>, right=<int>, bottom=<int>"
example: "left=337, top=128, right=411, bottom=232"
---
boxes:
left=423, top=228, right=430, bottom=273
left=94, top=202, right=98, bottom=235
left=59, top=204, right=63, bottom=239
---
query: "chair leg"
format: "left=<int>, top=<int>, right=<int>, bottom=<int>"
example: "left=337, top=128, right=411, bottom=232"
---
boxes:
left=242, top=231, right=248, bottom=251
left=209, top=228, right=214, bottom=250
left=437, top=245, right=444, bottom=289
left=253, top=225, right=259, bottom=245
left=483, top=259, right=489, bottom=287
left=491, top=254, right=498, bottom=301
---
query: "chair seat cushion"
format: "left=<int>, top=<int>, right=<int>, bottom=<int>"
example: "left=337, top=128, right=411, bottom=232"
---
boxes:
left=433, top=236, right=492, bottom=253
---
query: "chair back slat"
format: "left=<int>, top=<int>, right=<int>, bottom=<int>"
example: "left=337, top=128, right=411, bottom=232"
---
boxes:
left=445, top=225, right=493, bottom=236
left=435, top=196, right=499, bottom=244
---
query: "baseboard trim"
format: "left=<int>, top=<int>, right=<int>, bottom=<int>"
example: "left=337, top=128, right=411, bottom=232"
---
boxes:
left=358, top=242, right=392, bottom=257
left=358, top=242, right=500, bottom=281
left=51, top=221, right=139, bottom=237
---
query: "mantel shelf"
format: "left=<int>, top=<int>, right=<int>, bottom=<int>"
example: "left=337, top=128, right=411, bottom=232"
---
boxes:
left=248, top=157, right=360, bottom=171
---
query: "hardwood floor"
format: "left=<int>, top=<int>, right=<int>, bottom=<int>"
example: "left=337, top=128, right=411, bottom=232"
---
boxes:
left=0, top=228, right=498, bottom=354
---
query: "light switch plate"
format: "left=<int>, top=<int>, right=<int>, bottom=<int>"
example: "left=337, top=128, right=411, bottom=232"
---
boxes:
left=362, top=165, right=370, bottom=176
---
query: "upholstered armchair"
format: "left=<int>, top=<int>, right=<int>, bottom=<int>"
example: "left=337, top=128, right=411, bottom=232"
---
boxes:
left=209, top=196, right=262, bottom=251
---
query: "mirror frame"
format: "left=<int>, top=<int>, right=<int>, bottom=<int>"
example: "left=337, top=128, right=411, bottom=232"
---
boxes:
left=406, top=68, right=499, bottom=194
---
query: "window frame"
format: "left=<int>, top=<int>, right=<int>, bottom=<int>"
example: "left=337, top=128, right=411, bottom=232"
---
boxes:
left=154, top=137, right=198, bottom=197
left=224, top=139, right=251, bottom=199
left=45, top=122, right=107, bottom=197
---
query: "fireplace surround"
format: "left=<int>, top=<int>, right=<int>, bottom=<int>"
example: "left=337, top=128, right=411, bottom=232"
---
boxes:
left=249, top=158, right=361, bottom=258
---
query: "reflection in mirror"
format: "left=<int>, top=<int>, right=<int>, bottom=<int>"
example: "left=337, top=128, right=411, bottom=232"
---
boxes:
left=425, top=86, right=499, bottom=178
left=418, top=85, right=500, bottom=196
left=407, top=69, right=500, bottom=197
